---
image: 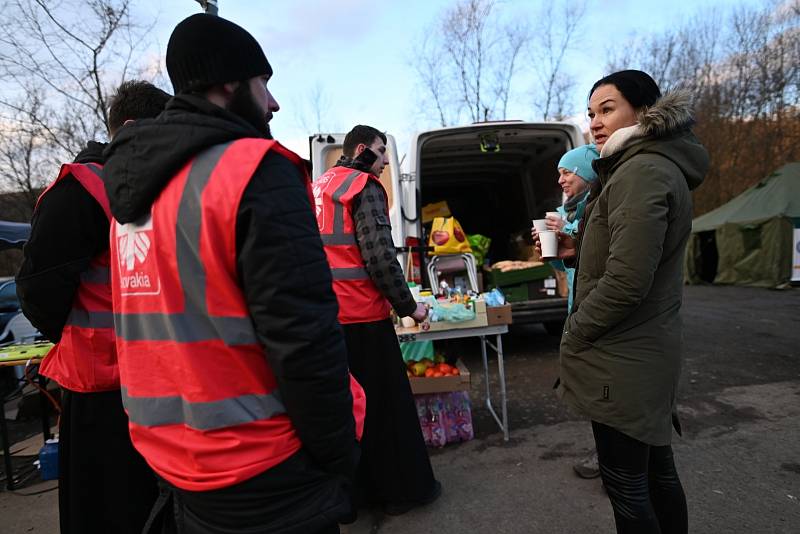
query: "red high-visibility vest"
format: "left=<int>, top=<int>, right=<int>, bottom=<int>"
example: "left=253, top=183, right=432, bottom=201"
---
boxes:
left=110, top=139, right=365, bottom=491
left=313, top=166, right=392, bottom=324
left=38, top=162, right=118, bottom=393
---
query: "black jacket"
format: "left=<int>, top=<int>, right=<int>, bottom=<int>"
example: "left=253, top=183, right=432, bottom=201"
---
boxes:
left=103, top=95, right=357, bottom=523
left=16, top=142, right=108, bottom=342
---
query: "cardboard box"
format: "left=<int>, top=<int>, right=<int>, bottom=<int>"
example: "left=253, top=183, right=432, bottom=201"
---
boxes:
left=486, top=304, right=512, bottom=325
left=409, top=359, right=470, bottom=395
left=425, top=300, right=488, bottom=331
left=553, top=269, right=569, bottom=298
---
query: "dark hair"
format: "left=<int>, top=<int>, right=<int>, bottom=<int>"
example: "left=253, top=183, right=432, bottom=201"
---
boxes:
left=108, top=81, right=172, bottom=137
left=342, top=125, right=387, bottom=157
left=589, top=70, right=661, bottom=110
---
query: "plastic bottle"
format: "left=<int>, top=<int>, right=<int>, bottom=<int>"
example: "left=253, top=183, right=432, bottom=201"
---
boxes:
left=38, top=438, right=59, bottom=481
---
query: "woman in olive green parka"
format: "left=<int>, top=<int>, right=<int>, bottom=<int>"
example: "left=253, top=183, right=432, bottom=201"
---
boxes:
left=554, top=71, right=708, bottom=534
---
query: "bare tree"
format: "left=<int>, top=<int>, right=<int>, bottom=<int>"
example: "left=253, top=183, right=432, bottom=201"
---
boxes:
left=606, top=0, right=800, bottom=216
left=0, top=0, right=159, bottom=209
left=296, top=81, right=334, bottom=134
left=411, top=0, right=530, bottom=126
left=411, top=34, right=453, bottom=127
left=530, top=0, right=586, bottom=121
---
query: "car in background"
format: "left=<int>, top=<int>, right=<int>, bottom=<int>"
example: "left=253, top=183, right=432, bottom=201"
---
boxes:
left=0, top=278, right=41, bottom=344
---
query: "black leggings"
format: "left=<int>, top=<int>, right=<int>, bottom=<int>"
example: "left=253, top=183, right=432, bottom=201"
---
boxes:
left=592, top=421, right=688, bottom=534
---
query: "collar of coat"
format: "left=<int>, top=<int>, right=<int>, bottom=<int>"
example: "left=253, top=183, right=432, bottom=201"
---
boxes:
left=599, top=90, right=695, bottom=158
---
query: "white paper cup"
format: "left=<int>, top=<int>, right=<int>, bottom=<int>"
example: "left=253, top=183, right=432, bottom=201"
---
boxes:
left=532, top=219, right=548, bottom=232
left=539, top=230, right=558, bottom=260
left=545, top=211, right=562, bottom=221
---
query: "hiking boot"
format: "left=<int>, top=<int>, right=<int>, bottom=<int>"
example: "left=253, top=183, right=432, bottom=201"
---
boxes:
left=573, top=451, right=601, bottom=479
left=383, top=480, right=442, bottom=516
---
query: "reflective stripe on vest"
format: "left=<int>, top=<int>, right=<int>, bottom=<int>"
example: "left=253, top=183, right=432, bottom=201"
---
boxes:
left=65, top=309, right=114, bottom=329
left=121, top=387, right=285, bottom=431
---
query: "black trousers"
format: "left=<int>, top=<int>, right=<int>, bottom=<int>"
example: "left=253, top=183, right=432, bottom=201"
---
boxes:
left=58, top=388, right=158, bottom=534
left=142, top=450, right=348, bottom=534
left=342, top=319, right=436, bottom=505
left=592, top=421, right=688, bottom=534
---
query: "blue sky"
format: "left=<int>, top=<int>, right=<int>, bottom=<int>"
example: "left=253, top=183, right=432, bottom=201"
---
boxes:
left=135, top=0, right=764, bottom=162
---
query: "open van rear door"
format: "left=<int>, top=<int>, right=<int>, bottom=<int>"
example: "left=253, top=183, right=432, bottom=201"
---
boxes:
left=308, top=133, right=405, bottom=249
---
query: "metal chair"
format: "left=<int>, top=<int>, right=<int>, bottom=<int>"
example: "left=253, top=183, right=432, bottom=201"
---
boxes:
left=426, top=253, right=480, bottom=293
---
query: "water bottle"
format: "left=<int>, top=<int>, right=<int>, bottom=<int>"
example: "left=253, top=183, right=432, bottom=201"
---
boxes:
left=38, top=438, right=59, bottom=481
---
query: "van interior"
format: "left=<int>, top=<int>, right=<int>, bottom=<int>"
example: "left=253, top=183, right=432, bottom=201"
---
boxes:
left=418, top=126, right=572, bottom=267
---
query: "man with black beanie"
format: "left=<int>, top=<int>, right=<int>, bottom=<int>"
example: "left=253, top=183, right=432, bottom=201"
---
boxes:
left=102, top=14, right=364, bottom=534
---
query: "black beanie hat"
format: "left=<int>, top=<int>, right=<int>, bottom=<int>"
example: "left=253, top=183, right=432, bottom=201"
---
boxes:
left=166, top=14, right=272, bottom=94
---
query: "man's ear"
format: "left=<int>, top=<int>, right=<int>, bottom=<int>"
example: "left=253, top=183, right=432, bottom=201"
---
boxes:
left=354, top=143, right=367, bottom=156
left=222, top=81, right=240, bottom=97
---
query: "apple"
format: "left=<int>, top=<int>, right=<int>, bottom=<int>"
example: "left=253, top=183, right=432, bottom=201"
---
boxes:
left=411, top=362, right=428, bottom=377
left=431, top=230, right=450, bottom=245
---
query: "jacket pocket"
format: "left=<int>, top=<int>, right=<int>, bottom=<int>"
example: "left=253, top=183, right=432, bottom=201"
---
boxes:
left=560, top=328, right=592, bottom=356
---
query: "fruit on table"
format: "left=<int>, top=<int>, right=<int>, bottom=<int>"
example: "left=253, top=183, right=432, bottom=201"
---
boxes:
left=433, top=371, right=444, bottom=377
left=424, top=368, right=435, bottom=378
left=433, top=354, right=446, bottom=364
left=411, top=362, right=428, bottom=377
left=420, top=358, right=434, bottom=368
left=436, top=363, right=452, bottom=374
left=450, top=367, right=460, bottom=376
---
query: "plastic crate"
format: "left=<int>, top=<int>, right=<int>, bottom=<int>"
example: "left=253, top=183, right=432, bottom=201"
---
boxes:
left=501, top=283, right=529, bottom=303
left=488, top=263, right=553, bottom=287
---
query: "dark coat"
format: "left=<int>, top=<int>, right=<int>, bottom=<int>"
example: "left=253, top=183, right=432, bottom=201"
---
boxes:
left=102, top=95, right=358, bottom=528
left=559, top=91, right=709, bottom=446
left=16, top=142, right=108, bottom=342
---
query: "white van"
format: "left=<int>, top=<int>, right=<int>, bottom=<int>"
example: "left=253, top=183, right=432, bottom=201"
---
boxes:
left=310, top=121, right=584, bottom=332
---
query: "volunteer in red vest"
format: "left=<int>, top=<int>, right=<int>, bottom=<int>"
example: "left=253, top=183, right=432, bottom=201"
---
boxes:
left=314, top=125, right=441, bottom=516
left=17, top=81, right=169, bottom=534
left=102, top=14, right=364, bottom=534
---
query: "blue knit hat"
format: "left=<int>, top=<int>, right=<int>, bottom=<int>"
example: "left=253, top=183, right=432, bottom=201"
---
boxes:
left=558, top=144, right=600, bottom=183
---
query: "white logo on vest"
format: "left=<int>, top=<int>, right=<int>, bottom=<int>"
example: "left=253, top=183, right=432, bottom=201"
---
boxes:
left=116, top=215, right=161, bottom=296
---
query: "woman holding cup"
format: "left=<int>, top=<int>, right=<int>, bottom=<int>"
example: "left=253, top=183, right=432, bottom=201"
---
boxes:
left=537, top=70, right=708, bottom=533
left=541, top=144, right=600, bottom=313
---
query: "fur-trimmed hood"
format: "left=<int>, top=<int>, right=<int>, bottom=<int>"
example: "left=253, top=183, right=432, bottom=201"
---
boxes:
left=596, top=89, right=707, bottom=191
left=600, top=90, right=695, bottom=157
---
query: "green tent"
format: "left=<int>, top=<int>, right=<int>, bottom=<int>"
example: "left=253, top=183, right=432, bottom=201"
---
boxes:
left=685, top=162, right=800, bottom=288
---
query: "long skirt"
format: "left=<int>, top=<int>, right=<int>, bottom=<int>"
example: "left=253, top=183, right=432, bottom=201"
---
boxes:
left=58, top=388, right=158, bottom=534
left=342, top=319, right=436, bottom=504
